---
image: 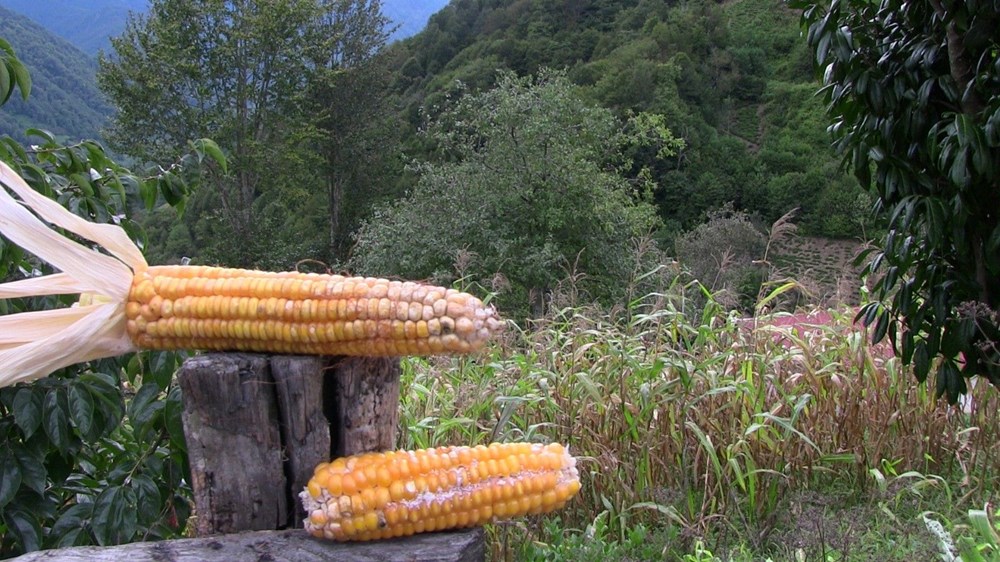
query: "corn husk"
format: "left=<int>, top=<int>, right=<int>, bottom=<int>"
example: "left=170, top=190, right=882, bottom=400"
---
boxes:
left=0, top=162, right=142, bottom=386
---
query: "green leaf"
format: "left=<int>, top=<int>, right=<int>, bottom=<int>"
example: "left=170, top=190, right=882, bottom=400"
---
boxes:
left=139, top=179, right=157, bottom=210
left=14, top=447, right=47, bottom=495
left=193, top=138, right=228, bottom=173
left=872, top=310, right=890, bottom=344
left=130, top=474, right=162, bottom=525
left=128, top=382, right=164, bottom=437
left=70, top=172, right=95, bottom=197
left=913, top=342, right=930, bottom=383
left=43, top=389, right=71, bottom=454
left=91, top=486, right=138, bottom=546
left=10, top=57, right=31, bottom=100
left=149, top=351, right=180, bottom=390
left=900, top=329, right=915, bottom=364
left=24, top=128, right=54, bottom=143
left=965, top=507, right=999, bottom=550
left=13, top=388, right=42, bottom=438
left=0, top=63, right=11, bottom=105
left=164, top=386, right=186, bottom=448
left=79, top=372, right=125, bottom=426
left=0, top=450, right=22, bottom=509
left=5, top=508, right=42, bottom=552
left=68, top=383, right=95, bottom=438
left=50, top=503, right=93, bottom=548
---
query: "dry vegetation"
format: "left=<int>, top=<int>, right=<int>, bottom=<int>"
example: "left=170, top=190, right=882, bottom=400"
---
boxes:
left=397, top=282, right=999, bottom=560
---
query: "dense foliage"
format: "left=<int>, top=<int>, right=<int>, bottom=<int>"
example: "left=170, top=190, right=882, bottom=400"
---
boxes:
left=352, top=70, right=671, bottom=316
left=386, top=0, right=872, bottom=241
left=0, top=43, right=223, bottom=556
left=99, top=0, right=395, bottom=269
left=0, top=133, right=217, bottom=556
left=88, top=0, right=881, bottom=287
left=793, top=0, right=1000, bottom=400
left=0, top=7, right=111, bottom=143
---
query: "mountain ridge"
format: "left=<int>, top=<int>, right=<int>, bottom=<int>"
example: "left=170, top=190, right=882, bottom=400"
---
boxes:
left=0, top=5, right=112, bottom=142
left=0, top=0, right=448, bottom=54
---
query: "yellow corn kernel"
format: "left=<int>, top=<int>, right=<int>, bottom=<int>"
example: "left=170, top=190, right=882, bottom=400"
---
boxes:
left=300, top=442, right=580, bottom=541
left=124, top=266, right=501, bottom=357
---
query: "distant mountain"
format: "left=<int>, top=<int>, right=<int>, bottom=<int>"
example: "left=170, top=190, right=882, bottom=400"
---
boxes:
left=0, top=0, right=147, bottom=55
left=0, top=6, right=112, bottom=142
left=383, top=1, right=449, bottom=41
left=0, top=0, right=445, bottom=55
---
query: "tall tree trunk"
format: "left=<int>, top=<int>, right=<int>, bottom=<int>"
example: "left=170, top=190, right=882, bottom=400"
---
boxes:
left=327, top=174, right=344, bottom=261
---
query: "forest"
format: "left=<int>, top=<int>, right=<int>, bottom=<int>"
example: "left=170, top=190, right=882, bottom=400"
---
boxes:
left=110, top=0, right=877, bottom=321
left=1, top=0, right=998, bottom=560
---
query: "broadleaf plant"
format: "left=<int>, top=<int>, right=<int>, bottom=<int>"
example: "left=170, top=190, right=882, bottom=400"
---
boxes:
left=0, top=37, right=222, bottom=556
left=791, top=0, right=1000, bottom=402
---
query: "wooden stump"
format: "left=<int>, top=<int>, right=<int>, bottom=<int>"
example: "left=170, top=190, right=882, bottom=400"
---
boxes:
left=177, top=354, right=401, bottom=534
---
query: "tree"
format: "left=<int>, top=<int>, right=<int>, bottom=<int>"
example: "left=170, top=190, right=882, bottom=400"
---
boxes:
left=792, top=1, right=1000, bottom=400
left=351, top=70, right=672, bottom=316
left=98, top=0, right=393, bottom=267
left=305, top=0, right=396, bottom=262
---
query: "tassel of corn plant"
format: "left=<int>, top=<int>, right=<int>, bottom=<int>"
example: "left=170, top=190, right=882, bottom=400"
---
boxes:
left=300, top=442, right=581, bottom=541
left=0, top=162, right=501, bottom=387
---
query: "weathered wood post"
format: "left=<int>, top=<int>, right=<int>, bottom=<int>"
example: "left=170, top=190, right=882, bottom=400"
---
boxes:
left=177, top=354, right=402, bottom=532
left=173, top=353, right=486, bottom=561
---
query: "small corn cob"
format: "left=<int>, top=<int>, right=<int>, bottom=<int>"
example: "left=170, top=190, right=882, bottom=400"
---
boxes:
left=0, top=162, right=500, bottom=386
left=301, top=442, right=581, bottom=541
left=126, top=265, right=500, bottom=357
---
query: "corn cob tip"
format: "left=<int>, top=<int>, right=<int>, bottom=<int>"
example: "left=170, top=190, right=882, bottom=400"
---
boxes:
left=300, top=442, right=580, bottom=541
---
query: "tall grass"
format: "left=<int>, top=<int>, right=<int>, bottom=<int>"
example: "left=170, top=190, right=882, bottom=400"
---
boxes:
left=396, top=283, right=999, bottom=559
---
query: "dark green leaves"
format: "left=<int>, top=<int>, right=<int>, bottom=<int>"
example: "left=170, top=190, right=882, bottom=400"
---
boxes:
left=4, top=508, right=42, bottom=552
left=14, top=447, right=46, bottom=495
left=91, top=486, right=138, bottom=546
left=0, top=450, right=21, bottom=509
left=0, top=363, right=188, bottom=554
left=795, top=0, right=1000, bottom=401
left=190, top=138, right=228, bottom=174
left=12, top=388, right=42, bottom=438
left=67, top=384, right=95, bottom=439
left=42, top=389, right=71, bottom=455
left=0, top=37, right=31, bottom=104
left=50, top=503, right=93, bottom=548
left=0, top=58, right=205, bottom=555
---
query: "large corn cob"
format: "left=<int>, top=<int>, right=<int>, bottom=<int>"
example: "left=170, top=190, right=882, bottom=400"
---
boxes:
left=0, top=162, right=500, bottom=386
left=301, top=442, right=581, bottom=541
left=126, top=265, right=500, bottom=357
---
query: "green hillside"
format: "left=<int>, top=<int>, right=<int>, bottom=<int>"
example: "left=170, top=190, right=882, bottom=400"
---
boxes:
left=386, top=0, right=869, bottom=239
left=0, top=0, right=148, bottom=55
left=0, top=6, right=112, bottom=142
